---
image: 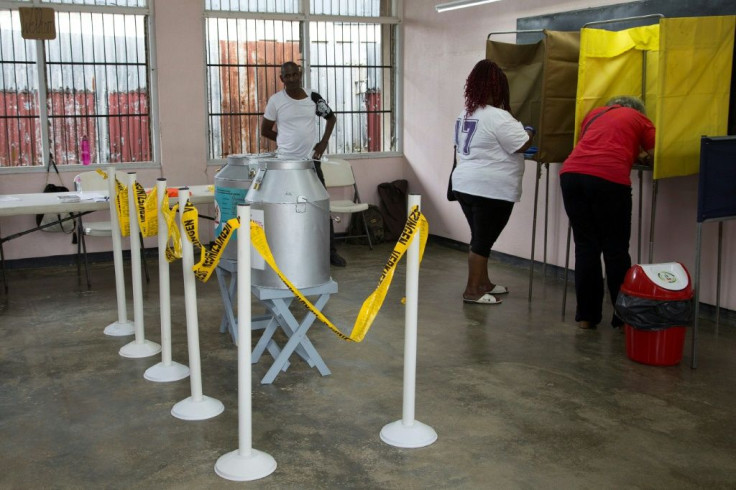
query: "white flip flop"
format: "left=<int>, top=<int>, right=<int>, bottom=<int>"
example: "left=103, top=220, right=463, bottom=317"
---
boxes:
left=463, top=293, right=502, bottom=305
left=488, top=285, right=509, bottom=295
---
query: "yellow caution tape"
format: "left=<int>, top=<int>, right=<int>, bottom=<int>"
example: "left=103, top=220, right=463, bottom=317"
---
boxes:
left=109, top=177, right=158, bottom=237
left=161, top=193, right=182, bottom=262
left=249, top=205, right=428, bottom=342
left=112, top=176, right=158, bottom=238
left=351, top=205, right=428, bottom=341
left=180, top=199, right=238, bottom=282
left=135, top=183, right=158, bottom=238
left=176, top=199, right=428, bottom=343
left=115, top=178, right=130, bottom=237
left=93, top=169, right=131, bottom=238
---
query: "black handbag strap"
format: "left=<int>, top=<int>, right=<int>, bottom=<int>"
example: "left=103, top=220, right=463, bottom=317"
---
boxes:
left=452, top=145, right=457, bottom=169
left=580, top=106, right=618, bottom=139
left=44, top=153, right=66, bottom=187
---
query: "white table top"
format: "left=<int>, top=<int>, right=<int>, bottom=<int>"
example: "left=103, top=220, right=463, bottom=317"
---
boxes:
left=0, top=185, right=214, bottom=217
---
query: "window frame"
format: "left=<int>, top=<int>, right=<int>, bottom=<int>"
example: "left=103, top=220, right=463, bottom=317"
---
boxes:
left=203, top=0, right=403, bottom=166
left=0, top=0, right=158, bottom=175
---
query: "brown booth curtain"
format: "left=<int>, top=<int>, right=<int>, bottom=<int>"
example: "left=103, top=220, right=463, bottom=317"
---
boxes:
left=486, top=30, right=580, bottom=163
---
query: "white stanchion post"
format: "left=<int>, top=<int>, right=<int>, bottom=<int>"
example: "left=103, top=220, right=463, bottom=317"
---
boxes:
left=119, top=172, right=161, bottom=358
left=171, top=187, right=224, bottom=421
left=103, top=166, right=135, bottom=337
left=145, top=179, right=190, bottom=382
left=215, top=204, right=276, bottom=481
left=380, top=194, right=437, bottom=448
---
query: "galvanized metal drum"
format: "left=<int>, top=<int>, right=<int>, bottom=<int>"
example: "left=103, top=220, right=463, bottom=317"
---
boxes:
left=246, top=158, right=330, bottom=289
left=214, top=153, right=274, bottom=261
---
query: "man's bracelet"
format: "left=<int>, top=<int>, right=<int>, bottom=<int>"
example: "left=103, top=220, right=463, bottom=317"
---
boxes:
left=524, top=125, right=536, bottom=136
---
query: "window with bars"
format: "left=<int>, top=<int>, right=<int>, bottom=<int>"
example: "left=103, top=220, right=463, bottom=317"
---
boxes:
left=0, top=0, right=151, bottom=169
left=205, top=0, right=399, bottom=161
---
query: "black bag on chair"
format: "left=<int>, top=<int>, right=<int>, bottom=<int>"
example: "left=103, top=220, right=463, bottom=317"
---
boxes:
left=377, top=179, right=408, bottom=242
left=447, top=145, right=457, bottom=202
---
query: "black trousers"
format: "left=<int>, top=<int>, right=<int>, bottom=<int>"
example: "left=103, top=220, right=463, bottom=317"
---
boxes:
left=560, top=172, right=632, bottom=326
left=454, top=191, right=514, bottom=258
left=313, top=160, right=337, bottom=255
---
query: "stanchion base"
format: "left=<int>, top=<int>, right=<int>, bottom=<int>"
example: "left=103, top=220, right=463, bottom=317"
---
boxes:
left=144, top=361, right=190, bottom=382
left=380, top=419, right=437, bottom=448
left=104, top=320, right=135, bottom=337
left=171, top=395, right=224, bottom=421
left=119, top=340, right=161, bottom=359
left=215, top=449, right=277, bottom=481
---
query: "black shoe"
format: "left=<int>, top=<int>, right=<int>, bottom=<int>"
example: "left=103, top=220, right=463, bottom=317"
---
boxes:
left=330, top=253, right=346, bottom=267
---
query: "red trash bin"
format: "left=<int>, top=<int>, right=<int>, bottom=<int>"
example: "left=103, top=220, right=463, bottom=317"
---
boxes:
left=617, top=263, right=693, bottom=366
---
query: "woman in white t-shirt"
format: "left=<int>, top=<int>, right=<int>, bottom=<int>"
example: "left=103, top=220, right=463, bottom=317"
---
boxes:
left=450, top=59, right=535, bottom=305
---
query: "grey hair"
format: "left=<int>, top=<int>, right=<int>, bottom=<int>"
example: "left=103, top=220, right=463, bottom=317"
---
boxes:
left=606, top=95, right=646, bottom=115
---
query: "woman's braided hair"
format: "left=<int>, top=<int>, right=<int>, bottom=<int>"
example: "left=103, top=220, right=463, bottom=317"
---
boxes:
left=464, top=59, right=511, bottom=116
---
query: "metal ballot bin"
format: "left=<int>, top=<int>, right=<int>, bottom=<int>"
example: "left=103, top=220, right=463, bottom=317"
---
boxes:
left=214, top=153, right=274, bottom=261
left=246, top=158, right=330, bottom=290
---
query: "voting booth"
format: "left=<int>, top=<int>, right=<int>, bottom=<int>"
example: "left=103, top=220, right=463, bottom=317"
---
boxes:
left=574, top=16, right=735, bottom=180
left=691, top=136, right=736, bottom=368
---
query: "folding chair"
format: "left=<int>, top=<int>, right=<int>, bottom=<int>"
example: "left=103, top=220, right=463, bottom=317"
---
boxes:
left=74, top=170, right=150, bottom=287
left=321, top=157, right=373, bottom=249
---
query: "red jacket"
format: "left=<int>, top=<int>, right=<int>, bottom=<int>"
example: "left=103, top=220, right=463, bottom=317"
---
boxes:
left=560, top=105, right=656, bottom=186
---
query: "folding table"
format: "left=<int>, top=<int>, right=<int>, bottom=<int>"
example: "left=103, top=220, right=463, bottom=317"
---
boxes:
left=216, top=258, right=336, bottom=384
left=0, top=191, right=106, bottom=293
left=0, top=184, right=214, bottom=293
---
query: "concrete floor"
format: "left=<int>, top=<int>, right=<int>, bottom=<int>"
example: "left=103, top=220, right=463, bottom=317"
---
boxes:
left=1, top=241, right=735, bottom=489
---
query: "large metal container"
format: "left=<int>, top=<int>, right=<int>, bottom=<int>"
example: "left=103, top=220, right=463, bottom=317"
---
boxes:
left=246, top=158, right=330, bottom=289
left=214, top=153, right=273, bottom=260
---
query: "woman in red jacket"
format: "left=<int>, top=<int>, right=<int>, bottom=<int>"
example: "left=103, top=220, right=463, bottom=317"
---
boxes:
left=560, top=96, right=655, bottom=329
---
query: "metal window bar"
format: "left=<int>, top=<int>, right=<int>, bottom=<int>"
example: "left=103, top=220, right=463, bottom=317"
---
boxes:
left=310, top=0, right=383, bottom=17
left=205, top=17, right=301, bottom=159
left=2, top=1, right=152, bottom=169
left=310, top=22, right=381, bottom=154
left=0, top=9, right=42, bottom=167
left=41, top=1, right=148, bottom=7
left=309, top=21, right=394, bottom=154
left=204, top=1, right=398, bottom=161
left=40, top=9, right=150, bottom=166
left=205, top=0, right=299, bottom=15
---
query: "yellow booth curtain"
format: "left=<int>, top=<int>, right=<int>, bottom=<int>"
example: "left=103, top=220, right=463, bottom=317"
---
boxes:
left=653, top=16, right=735, bottom=179
left=576, top=16, right=735, bottom=180
left=575, top=24, right=661, bottom=143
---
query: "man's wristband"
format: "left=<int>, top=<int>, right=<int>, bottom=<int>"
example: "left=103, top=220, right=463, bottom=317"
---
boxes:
left=524, top=125, right=536, bottom=136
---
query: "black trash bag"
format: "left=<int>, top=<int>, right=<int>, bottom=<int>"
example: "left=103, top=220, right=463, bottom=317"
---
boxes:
left=377, top=179, right=408, bottom=242
left=614, top=292, right=694, bottom=331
